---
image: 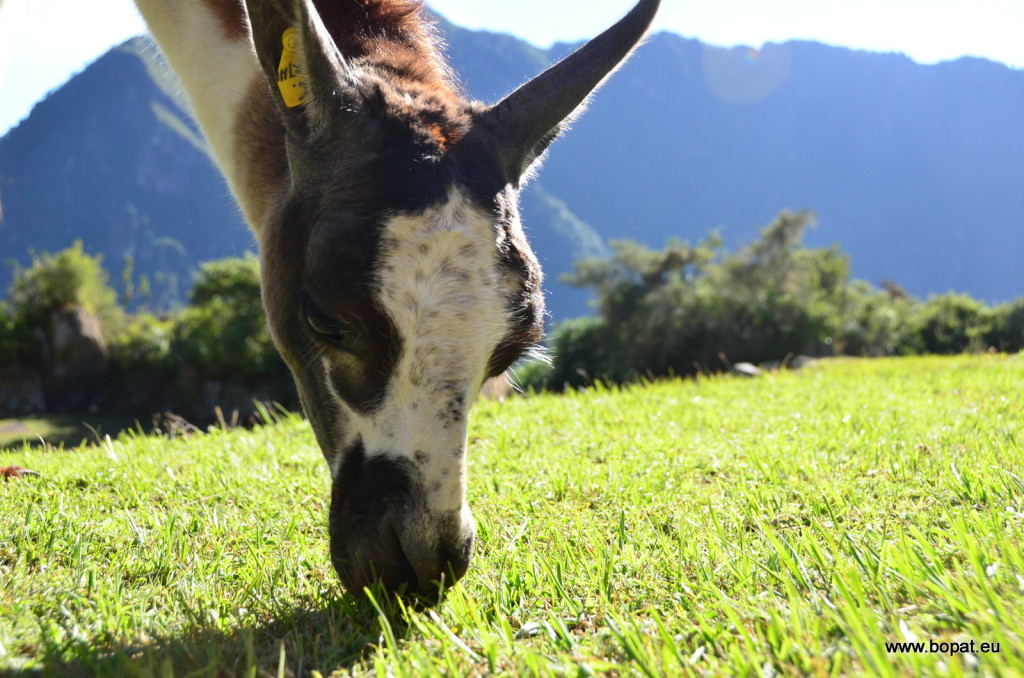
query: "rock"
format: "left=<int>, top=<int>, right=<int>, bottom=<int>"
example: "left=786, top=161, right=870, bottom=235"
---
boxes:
left=732, top=362, right=762, bottom=377
left=44, top=307, right=110, bottom=412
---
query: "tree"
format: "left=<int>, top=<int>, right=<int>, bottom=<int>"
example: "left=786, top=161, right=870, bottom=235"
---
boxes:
left=546, top=210, right=849, bottom=387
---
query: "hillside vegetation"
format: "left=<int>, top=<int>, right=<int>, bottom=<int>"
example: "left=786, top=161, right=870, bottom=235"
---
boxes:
left=528, top=210, right=1024, bottom=389
left=3, top=216, right=1022, bottom=426
left=1, top=355, right=1021, bottom=676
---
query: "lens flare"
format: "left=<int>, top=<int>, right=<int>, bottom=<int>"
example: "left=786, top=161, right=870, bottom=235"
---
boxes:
left=701, top=43, right=792, bottom=105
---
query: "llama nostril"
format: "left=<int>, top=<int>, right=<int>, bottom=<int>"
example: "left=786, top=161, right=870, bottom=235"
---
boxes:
left=331, top=520, right=415, bottom=595
left=331, top=514, right=476, bottom=603
left=405, top=528, right=475, bottom=601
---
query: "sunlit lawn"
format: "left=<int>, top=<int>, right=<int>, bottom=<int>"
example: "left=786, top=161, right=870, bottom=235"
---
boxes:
left=1, top=354, right=1022, bottom=676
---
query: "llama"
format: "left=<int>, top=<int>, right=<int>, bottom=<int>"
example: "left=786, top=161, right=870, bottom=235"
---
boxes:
left=133, top=0, right=659, bottom=601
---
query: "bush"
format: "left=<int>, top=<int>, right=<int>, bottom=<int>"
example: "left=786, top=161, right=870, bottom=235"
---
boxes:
left=169, top=255, right=283, bottom=381
left=543, top=317, right=621, bottom=388
left=554, top=211, right=846, bottom=384
left=987, top=299, right=1024, bottom=353
left=108, top=312, right=173, bottom=368
left=2, top=241, right=123, bottom=370
left=0, top=245, right=300, bottom=418
left=547, top=210, right=1020, bottom=388
left=911, top=293, right=993, bottom=354
left=0, top=302, right=38, bottom=368
left=7, top=240, right=120, bottom=329
left=834, top=281, right=918, bottom=356
left=171, top=297, right=281, bottom=380
left=187, top=253, right=263, bottom=309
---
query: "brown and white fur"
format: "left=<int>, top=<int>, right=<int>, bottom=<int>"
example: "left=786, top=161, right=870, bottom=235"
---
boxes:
left=133, top=0, right=659, bottom=602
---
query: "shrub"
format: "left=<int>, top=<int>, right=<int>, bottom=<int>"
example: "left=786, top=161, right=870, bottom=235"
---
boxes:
left=555, top=211, right=846, bottom=383
left=187, top=253, right=263, bottom=309
left=987, top=299, right=1024, bottom=353
left=834, top=281, right=918, bottom=356
left=543, top=317, right=620, bottom=388
left=7, top=240, right=120, bottom=329
left=0, top=302, right=39, bottom=368
left=911, top=293, right=993, bottom=354
left=548, top=210, right=1019, bottom=388
left=108, top=312, right=173, bottom=368
left=169, top=255, right=283, bottom=381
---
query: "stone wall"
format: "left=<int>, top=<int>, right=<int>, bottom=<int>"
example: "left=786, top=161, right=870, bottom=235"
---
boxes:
left=0, top=368, right=46, bottom=417
left=1, top=305, right=298, bottom=424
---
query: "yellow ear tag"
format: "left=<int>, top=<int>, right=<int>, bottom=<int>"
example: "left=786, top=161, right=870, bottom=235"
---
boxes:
left=277, top=28, right=310, bottom=108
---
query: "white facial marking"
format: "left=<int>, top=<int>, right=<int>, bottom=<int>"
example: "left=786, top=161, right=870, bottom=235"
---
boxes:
left=354, top=188, right=508, bottom=512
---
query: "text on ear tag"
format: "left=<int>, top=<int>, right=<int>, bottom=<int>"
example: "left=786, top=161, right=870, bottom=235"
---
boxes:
left=277, top=28, right=310, bottom=108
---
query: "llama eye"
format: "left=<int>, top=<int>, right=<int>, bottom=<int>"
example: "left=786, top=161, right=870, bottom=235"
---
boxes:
left=305, top=311, right=346, bottom=339
left=303, top=296, right=361, bottom=353
left=306, top=313, right=365, bottom=355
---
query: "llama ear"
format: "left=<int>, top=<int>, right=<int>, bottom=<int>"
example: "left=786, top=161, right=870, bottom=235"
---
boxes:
left=246, top=0, right=362, bottom=141
left=481, top=0, right=659, bottom=184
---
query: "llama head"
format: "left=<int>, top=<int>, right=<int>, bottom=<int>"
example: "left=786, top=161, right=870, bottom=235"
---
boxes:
left=247, top=0, right=659, bottom=602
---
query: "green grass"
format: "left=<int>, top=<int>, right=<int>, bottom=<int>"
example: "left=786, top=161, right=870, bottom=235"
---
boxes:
left=1, top=354, right=1022, bottom=676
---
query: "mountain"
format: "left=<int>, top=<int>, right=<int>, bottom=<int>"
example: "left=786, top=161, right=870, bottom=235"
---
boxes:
left=0, top=40, right=254, bottom=308
left=2, top=22, right=1023, bottom=323
left=536, top=36, right=1024, bottom=305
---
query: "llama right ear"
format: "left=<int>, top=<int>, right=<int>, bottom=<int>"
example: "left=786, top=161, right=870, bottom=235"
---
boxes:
left=246, top=0, right=362, bottom=141
left=481, top=0, right=659, bottom=184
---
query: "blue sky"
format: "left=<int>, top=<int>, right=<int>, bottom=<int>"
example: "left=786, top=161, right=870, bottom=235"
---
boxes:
left=1, top=0, right=1022, bottom=136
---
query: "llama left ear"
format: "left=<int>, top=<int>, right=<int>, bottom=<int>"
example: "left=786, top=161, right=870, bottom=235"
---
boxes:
left=246, top=0, right=365, bottom=141
left=481, top=0, right=660, bottom=184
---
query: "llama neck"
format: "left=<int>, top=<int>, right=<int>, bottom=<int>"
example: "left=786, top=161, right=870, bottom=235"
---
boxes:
left=136, top=0, right=281, bottom=230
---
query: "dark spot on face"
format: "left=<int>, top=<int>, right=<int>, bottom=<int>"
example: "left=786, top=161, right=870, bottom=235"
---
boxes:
left=486, top=241, right=545, bottom=379
left=330, top=444, right=475, bottom=601
left=414, top=450, right=428, bottom=465
left=314, top=296, right=403, bottom=415
left=487, top=327, right=539, bottom=379
left=435, top=392, right=466, bottom=428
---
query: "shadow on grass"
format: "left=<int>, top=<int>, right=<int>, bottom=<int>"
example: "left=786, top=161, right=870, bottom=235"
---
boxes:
left=0, top=589, right=415, bottom=677
left=0, top=414, right=149, bottom=451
